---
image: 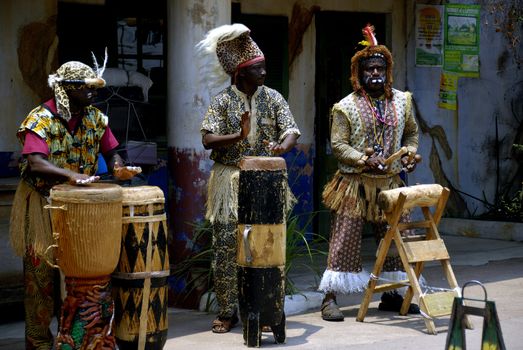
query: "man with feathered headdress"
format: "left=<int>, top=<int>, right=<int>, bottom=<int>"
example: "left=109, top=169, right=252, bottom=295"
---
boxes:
left=9, top=58, right=140, bottom=349
left=196, top=23, right=300, bottom=333
left=318, top=25, right=421, bottom=321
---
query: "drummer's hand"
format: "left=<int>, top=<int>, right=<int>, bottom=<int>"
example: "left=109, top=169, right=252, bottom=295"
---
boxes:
left=365, top=154, right=387, bottom=174
left=239, top=111, right=250, bottom=140
left=68, top=173, right=99, bottom=185
left=401, top=155, right=416, bottom=173
left=113, top=165, right=142, bottom=181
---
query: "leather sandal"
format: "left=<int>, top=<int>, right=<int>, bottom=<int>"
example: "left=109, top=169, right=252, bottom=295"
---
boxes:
left=321, top=299, right=345, bottom=321
left=211, top=314, right=239, bottom=333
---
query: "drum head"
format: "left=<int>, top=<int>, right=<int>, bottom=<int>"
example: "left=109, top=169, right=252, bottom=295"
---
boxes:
left=121, top=186, right=165, bottom=205
left=50, top=183, right=123, bottom=203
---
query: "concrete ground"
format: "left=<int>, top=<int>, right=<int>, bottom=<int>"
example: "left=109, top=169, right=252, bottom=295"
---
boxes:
left=1, top=234, right=522, bottom=349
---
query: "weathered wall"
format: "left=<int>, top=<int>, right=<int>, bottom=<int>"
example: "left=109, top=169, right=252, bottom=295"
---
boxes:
left=0, top=0, right=57, bottom=294
left=407, top=0, right=522, bottom=217
left=166, top=0, right=231, bottom=306
left=0, top=0, right=58, bottom=153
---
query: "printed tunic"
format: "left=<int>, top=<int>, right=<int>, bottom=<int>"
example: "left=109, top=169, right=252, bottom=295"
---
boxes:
left=17, top=103, right=109, bottom=196
left=201, top=85, right=300, bottom=165
left=330, top=88, right=418, bottom=175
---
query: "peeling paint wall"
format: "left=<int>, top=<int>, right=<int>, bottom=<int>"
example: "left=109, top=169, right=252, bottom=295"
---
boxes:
left=406, top=0, right=523, bottom=217
left=0, top=0, right=58, bottom=153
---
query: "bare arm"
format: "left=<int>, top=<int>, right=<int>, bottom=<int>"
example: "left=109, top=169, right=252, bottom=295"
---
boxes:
left=26, top=153, right=92, bottom=183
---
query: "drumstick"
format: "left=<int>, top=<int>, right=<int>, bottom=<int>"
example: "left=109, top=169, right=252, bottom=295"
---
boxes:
left=383, top=146, right=408, bottom=166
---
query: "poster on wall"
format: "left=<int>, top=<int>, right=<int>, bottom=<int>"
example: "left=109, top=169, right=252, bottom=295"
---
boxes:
left=443, top=4, right=481, bottom=77
left=438, top=71, right=459, bottom=110
left=415, top=4, right=444, bottom=66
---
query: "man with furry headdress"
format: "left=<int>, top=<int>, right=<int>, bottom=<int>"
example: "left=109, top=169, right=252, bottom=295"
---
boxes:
left=318, top=25, right=420, bottom=321
left=9, top=60, right=139, bottom=349
left=197, top=24, right=300, bottom=333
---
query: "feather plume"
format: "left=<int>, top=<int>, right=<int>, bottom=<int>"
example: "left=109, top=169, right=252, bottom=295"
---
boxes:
left=195, top=23, right=251, bottom=94
left=91, top=48, right=108, bottom=78
left=362, top=24, right=378, bottom=46
left=47, top=73, right=62, bottom=88
left=91, top=51, right=99, bottom=76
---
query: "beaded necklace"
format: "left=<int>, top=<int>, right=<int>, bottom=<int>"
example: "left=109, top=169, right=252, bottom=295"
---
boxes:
left=362, top=91, right=398, bottom=155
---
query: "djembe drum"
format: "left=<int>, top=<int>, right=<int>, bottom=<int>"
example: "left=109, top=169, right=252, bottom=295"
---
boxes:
left=47, top=183, right=123, bottom=350
left=237, top=156, right=287, bottom=347
left=112, top=186, right=169, bottom=350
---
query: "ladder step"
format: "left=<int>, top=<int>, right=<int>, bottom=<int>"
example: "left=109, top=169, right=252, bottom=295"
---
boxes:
left=373, top=282, right=409, bottom=293
left=403, top=239, right=449, bottom=262
left=398, top=220, right=432, bottom=230
left=402, top=235, right=427, bottom=242
left=420, top=291, right=457, bottom=317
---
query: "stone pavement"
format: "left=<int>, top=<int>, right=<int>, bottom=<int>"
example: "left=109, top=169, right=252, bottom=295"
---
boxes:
left=1, top=234, right=522, bottom=349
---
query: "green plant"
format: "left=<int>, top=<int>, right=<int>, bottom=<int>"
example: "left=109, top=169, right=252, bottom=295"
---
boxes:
left=284, top=211, right=328, bottom=295
left=171, top=211, right=328, bottom=310
left=170, top=220, right=214, bottom=307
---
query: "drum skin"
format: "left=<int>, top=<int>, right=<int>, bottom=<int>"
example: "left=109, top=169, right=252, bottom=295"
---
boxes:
left=112, top=186, right=169, bottom=350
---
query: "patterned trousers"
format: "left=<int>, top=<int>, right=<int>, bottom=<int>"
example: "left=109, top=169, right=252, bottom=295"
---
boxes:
left=327, top=213, right=404, bottom=273
left=212, top=221, right=238, bottom=319
left=23, top=250, right=59, bottom=350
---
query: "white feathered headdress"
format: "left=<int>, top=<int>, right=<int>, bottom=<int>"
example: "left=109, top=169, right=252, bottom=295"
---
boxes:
left=195, top=23, right=264, bottom=92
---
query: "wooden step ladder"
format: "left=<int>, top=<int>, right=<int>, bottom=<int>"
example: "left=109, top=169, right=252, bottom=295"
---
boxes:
left=356, top=184, right=467, bottom=334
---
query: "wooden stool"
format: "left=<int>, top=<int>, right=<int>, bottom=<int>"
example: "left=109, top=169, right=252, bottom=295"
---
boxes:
left=356, top=184, right=469, bottom=334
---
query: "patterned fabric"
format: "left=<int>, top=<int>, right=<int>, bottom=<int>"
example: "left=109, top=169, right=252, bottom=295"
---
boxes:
left=17, top=103, right=108, bottom=197
left=330, top=89, right=418, bottom=175
left=56, top=277, right=116, bottom=350
left=215, top=26, right=264, bottom=76
left=23, top=250, right=58, bottom=350
left=211, top=221, right=238, bottom=319
left=201, top=85, right=300, bottom=166
left=48, top=61, right=105, bottom=122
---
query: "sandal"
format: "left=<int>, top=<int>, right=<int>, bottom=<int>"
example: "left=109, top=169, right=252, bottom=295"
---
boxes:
left=321, top=299, right=344, bottom=321
left=211, top=314, right=239, bottom=334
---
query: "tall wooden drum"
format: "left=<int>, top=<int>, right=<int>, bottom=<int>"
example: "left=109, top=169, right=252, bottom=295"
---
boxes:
left=112, top=186, right=169, bottom=350
left=49, top=183, right=123, bottom=277
left=48, top=183, right=123, bottom=350
left=237, top=156, right=287, bottom=347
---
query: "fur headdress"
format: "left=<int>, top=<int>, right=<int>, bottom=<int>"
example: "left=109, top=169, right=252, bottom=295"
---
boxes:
left=48, top=51, right=107, bottom=121
left=195, top=23, right=264, bottom=92
left=350, top=24, right=394, bottom=99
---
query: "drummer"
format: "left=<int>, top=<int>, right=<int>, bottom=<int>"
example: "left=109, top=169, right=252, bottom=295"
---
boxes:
left=9, top=59, right=140, bottom=350
left=197, top=24, right=301, bottom=334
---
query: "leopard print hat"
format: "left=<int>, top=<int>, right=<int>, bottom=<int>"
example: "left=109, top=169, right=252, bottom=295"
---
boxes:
left=48, top=61, right=106, bottom=121
left=196, top=24, right=264, bottom=92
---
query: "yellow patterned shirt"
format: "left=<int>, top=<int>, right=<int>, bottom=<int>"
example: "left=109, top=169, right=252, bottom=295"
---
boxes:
left=17, top=102, right=109, bottom=196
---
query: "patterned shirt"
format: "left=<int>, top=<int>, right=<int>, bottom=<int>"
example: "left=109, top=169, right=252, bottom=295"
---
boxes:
left=201, top=85, right=300, bottom=166
left=17, top=101, right=110, bottom=196
left=330, top=88, right=419, bottom=175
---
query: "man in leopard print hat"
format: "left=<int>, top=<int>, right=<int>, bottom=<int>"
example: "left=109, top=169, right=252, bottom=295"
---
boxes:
left=196, top=24, right=301, bottom=334
left=10, top=59, right=139, bottom=349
